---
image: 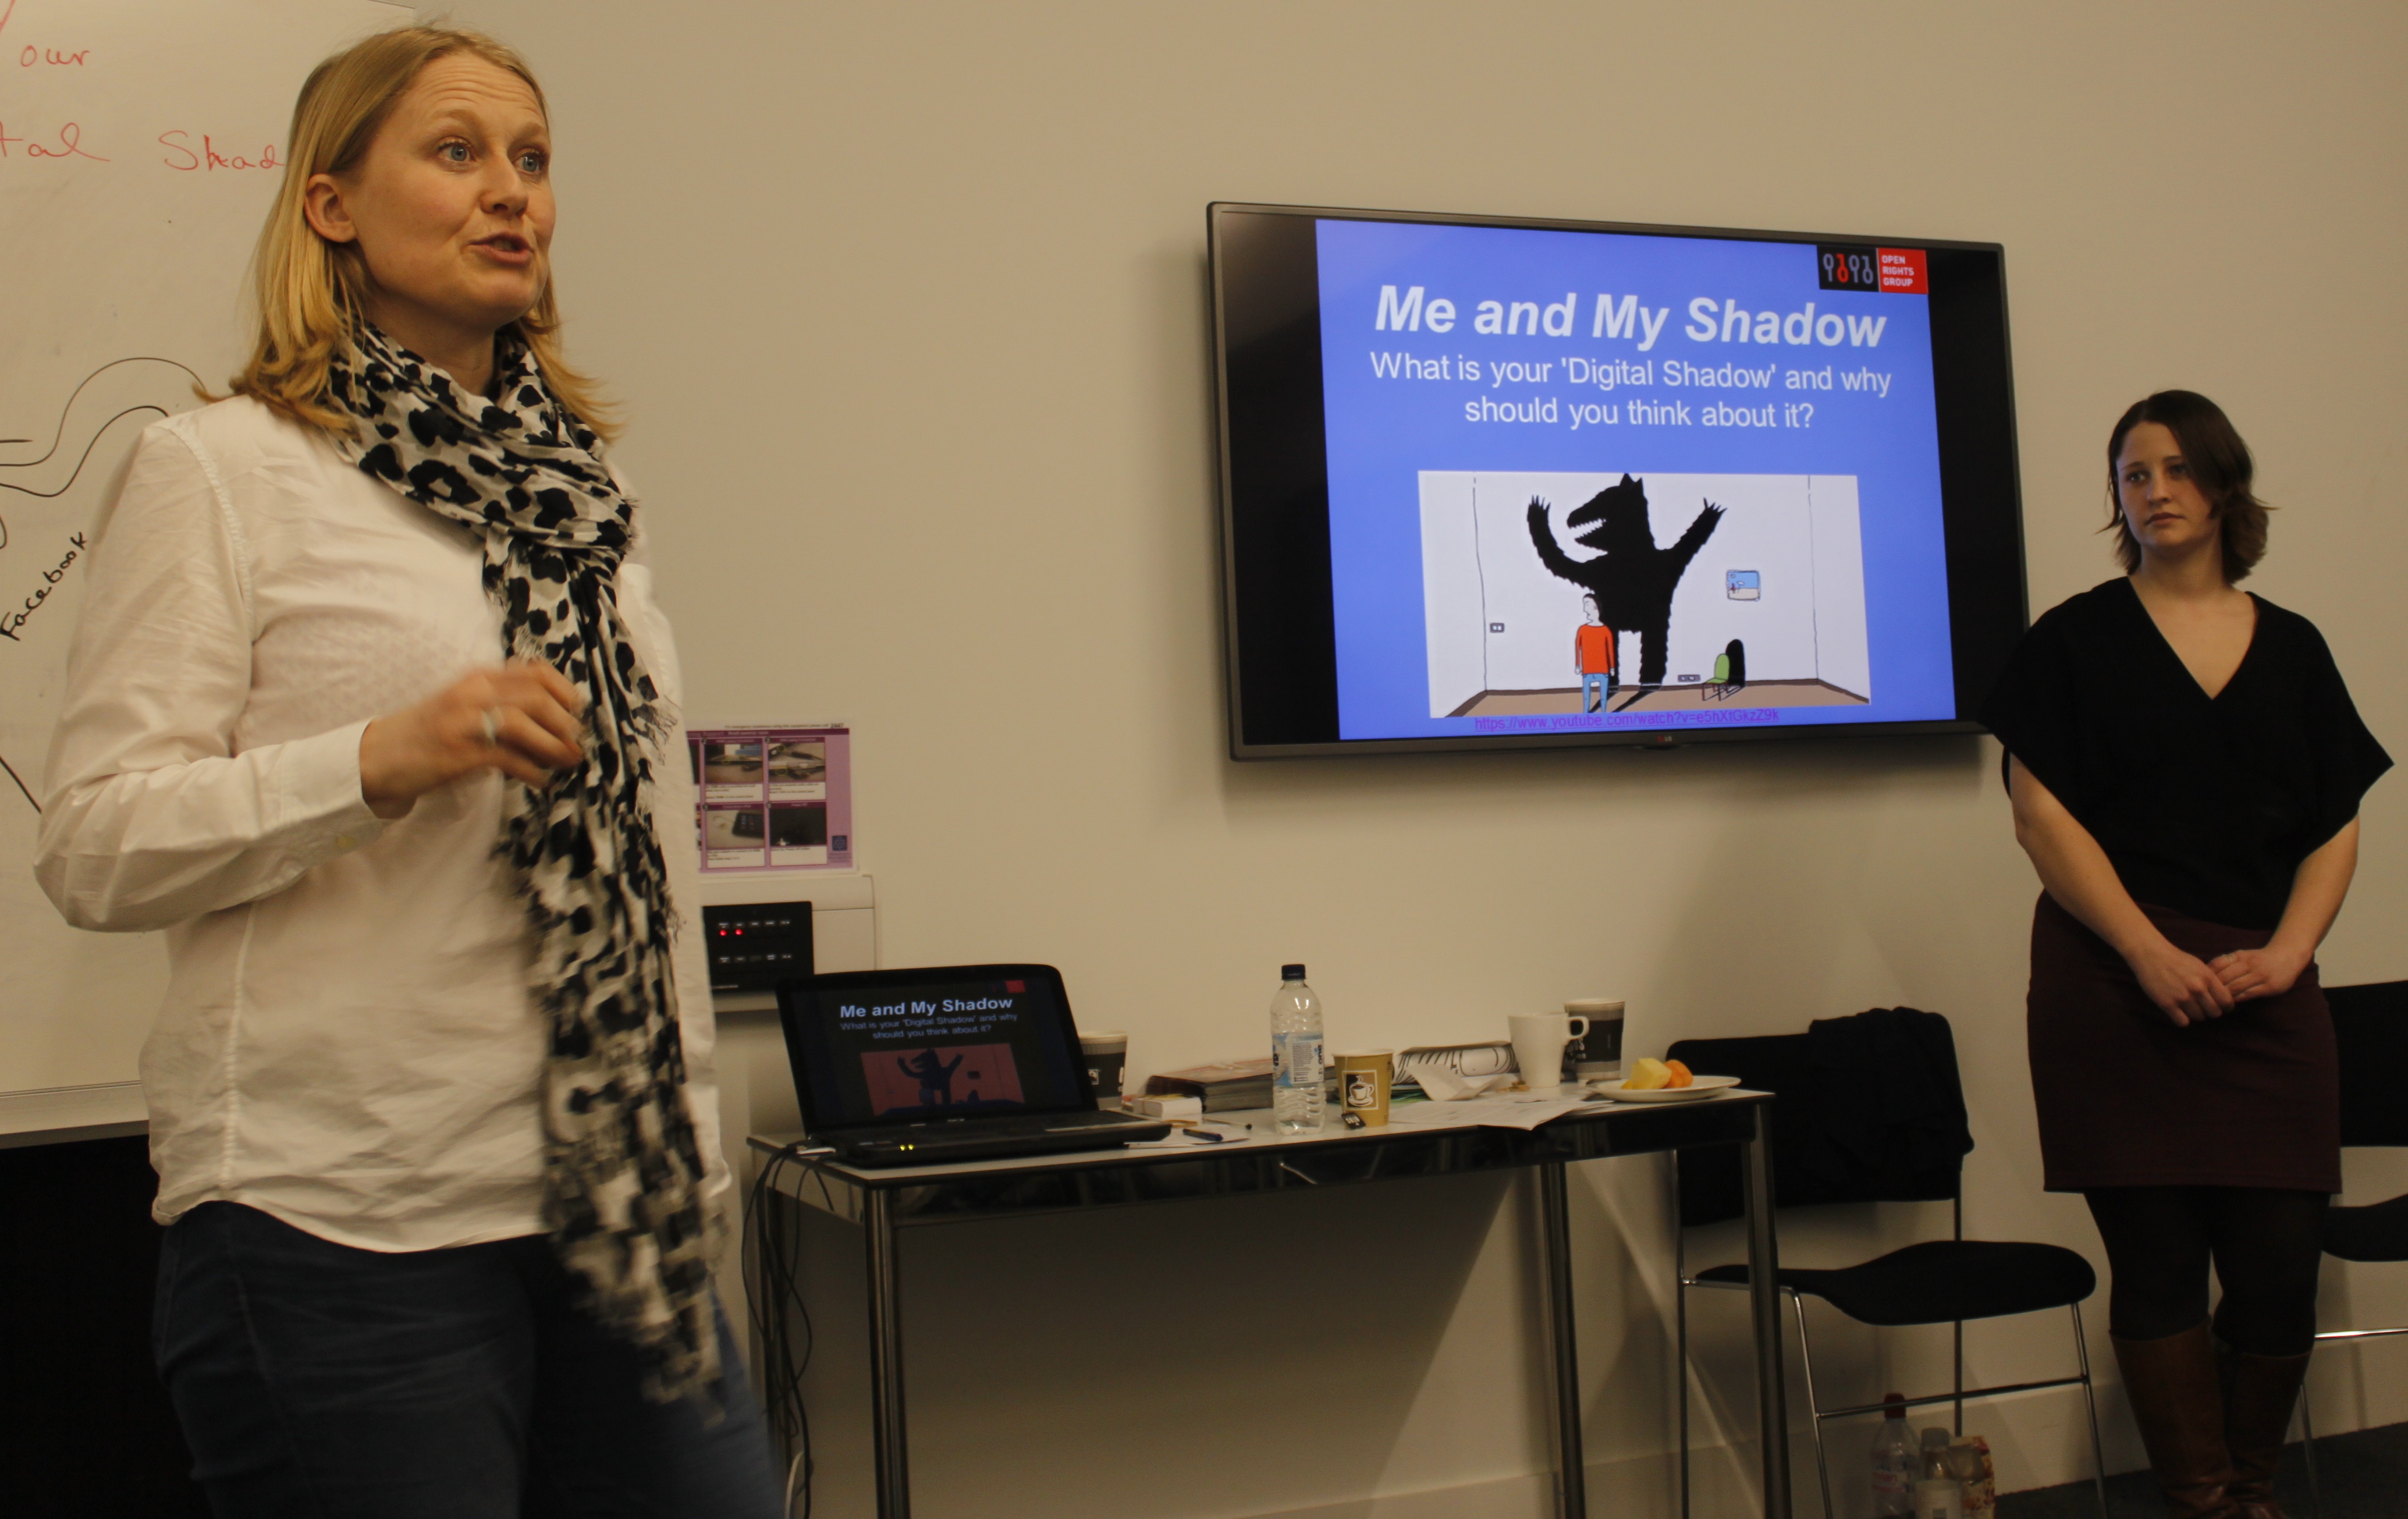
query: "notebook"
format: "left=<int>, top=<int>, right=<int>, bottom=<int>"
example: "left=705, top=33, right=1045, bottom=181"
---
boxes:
left=775, top=964, right=1170, bottom=1166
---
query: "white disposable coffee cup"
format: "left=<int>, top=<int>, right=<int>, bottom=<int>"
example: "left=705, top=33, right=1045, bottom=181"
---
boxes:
left=1508, top=1012, right=1590, bottom=1092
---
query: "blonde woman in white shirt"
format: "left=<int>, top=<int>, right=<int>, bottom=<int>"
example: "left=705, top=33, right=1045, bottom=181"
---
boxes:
left=35, top=27, right=783, bottom=1517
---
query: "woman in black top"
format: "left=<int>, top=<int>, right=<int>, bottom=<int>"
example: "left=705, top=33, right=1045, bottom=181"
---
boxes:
left=1984, top=391, right=2388, bottom=1519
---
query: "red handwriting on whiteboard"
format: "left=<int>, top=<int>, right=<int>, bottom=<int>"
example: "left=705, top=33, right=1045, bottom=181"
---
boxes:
left=0, top=121, right=108, bottom=161
left=159, top=132, right=283, bottom=172
left=19, top=45, right=91, bottom=66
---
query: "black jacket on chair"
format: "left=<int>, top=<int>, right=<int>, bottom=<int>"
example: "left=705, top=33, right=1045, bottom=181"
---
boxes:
left=1671, top=1006, right=1974, bottom=1227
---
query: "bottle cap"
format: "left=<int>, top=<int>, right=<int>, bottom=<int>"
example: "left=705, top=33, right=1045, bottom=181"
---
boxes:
left=1883, top=1392, right=1906, bottom=1419
left=1920, top=1427, right=1951, bottom=1448
left=1281, top=964, right=1306, bottom=980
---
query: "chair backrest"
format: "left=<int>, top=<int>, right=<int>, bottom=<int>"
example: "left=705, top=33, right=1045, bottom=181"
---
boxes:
left=2326, top=981, right=2408, bottom=1147
left=1669, top=1007, right=1973, bottom=1227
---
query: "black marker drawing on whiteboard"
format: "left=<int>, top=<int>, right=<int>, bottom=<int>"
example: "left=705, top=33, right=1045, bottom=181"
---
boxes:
left=1, top=355, right=200, bottom=560
left=1, top=357, right=204, bottom=813
left=0, top=752, right=35, bottom=815
left=0, top=356, right=203, bottom=510
left=1, top=530, right=86, bottom=641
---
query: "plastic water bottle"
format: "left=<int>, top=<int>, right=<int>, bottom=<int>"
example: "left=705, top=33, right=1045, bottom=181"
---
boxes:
left=1870, top=1393, right=1916, bottom=1515
left=1919, top=1426, right=1953, bottom=1481
left=1913, top=1479, right=1964, bottom=1519
left=1270, top=964, right=1324, bottom=1134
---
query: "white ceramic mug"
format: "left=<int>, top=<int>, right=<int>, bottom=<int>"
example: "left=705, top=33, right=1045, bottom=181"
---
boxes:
left=1508, top=1012, right=1590, bottom=1092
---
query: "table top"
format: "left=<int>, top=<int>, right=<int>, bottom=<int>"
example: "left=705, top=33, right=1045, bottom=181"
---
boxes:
left=749, top=1088, right=1768, bottom=1227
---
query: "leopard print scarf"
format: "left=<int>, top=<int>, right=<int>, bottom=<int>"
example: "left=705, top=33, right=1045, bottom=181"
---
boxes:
left=326, top=324, right=718, bottom=1402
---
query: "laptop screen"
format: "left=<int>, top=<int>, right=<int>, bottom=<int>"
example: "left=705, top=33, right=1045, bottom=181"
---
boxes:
left=777, top=964, right=1096, bottom=1134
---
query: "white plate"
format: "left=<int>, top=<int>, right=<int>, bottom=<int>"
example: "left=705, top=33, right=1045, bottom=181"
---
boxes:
left=1589, top=1074, right=1741, bottom=1103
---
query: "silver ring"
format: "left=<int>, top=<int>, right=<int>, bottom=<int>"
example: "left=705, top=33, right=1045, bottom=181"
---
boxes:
left=480, top=708, right=502, bottom=747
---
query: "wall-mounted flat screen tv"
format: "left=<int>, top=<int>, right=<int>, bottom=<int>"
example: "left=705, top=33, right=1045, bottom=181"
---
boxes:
left=1210, top=202, right=2026, bottom=758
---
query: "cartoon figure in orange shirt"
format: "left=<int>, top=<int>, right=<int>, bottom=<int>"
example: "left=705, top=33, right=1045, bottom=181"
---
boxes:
left=1574, top=594, right=1619, bottom=712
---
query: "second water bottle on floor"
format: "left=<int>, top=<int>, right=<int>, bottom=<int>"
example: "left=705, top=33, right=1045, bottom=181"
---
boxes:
left=1870, top=1394, right=1917, bottom=1514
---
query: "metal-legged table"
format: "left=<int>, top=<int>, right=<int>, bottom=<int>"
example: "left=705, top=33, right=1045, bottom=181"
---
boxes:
left=751, top=1091, right=1788, bottom=1519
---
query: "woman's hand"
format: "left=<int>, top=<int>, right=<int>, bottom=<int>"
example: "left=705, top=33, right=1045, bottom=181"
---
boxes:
left=2201, top=822, right=2357, bottom=1006
left=358, top=662, right=586, bottom=819
left=2009, top=761, right=2230, bottom=1028
left=2211, top=944, right=2310, bottom=1003
left=2123, top=935, right=2237, bottom=1027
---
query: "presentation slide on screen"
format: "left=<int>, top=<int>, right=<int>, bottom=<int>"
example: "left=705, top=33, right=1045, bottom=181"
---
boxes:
left=819, top=978, right=1065, bottom=1119
left=1315, top=219, right=1956, bottom=741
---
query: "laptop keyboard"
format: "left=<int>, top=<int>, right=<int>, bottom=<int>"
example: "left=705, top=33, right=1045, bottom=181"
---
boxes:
left=866, top=1109, right=1136, bottom=1142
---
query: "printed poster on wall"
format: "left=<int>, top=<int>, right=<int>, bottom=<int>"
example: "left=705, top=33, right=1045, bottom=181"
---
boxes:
left=690, top=725, right=854, bottom=871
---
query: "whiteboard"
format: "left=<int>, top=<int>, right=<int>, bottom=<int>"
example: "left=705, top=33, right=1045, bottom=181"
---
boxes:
left=0, top=0, right=403, bottom=1104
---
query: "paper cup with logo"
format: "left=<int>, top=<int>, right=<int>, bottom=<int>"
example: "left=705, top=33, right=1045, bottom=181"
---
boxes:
left=1078, top=1031, right=1128, bottom=1103
left=1334, top=1050, right=1393, bottom=1127
left=1566, top=999, right=1625, bottom=1079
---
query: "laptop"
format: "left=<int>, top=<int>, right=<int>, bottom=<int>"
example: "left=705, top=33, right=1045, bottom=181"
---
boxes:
left=775, top=964, right=1171, bottom=1166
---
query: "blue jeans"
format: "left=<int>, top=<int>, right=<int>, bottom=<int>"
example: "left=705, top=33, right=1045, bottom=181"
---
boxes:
left=1582, top=672, right=1616, bottom=709
left=154, top=1202, right=785, bottom=1518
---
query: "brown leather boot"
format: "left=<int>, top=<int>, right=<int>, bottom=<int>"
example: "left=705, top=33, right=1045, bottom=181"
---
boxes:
left=2219, top=1341, right=2311, bottom=1519
left=2113, top=1323, right=2239, bottom=1518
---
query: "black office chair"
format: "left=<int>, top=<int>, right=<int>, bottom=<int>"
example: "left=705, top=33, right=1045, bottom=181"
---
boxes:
left=1670, top=1012, right=2108, bottom=1519
left=2297, top=981, right=2408, bottom=1507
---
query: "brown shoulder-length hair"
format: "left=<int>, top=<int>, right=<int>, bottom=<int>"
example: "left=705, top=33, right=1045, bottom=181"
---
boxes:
left=2104, top=390, right=2266, bottom=581
left=225, top=25, right=616, bottom=442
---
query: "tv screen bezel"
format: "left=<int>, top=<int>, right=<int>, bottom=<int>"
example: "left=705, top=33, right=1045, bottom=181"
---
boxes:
left=1209, top=200, right=2029, bottom=761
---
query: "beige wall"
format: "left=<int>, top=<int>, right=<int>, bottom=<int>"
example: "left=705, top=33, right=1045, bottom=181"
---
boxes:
left=450, top=3, right=2408, bottom=1513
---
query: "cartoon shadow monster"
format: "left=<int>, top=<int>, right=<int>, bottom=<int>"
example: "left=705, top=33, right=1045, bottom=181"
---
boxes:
left=898, top=1048, right=964, bottom=1107
left=1526, top=476, right=1722, bottom=690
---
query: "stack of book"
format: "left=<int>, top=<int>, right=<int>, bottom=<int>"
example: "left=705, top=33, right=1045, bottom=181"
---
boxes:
left=1143, top=1057, right=1275, bottom=1113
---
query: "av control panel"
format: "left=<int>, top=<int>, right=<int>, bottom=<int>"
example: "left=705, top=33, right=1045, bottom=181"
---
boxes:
left=702, top=903, right=814, bottom=992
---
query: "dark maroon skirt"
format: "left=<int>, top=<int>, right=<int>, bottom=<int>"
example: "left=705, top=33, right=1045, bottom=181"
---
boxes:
left=2026, top=892, right=2339, bottom=1193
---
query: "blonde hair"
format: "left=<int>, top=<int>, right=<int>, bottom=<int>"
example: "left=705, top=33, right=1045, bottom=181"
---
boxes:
left=227, top=25, right=616, bottom=441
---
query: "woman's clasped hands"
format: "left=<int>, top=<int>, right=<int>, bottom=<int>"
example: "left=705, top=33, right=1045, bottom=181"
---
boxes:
left=2207, top=942, right=2309, bottom=1005
left=358, top=660, right=586, bottom=818
left=2128, top=935, right=2309, bottom=1028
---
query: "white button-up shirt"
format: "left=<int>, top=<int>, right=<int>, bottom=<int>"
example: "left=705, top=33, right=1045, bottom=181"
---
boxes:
left=34, top=398, right=724, bottom=1251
